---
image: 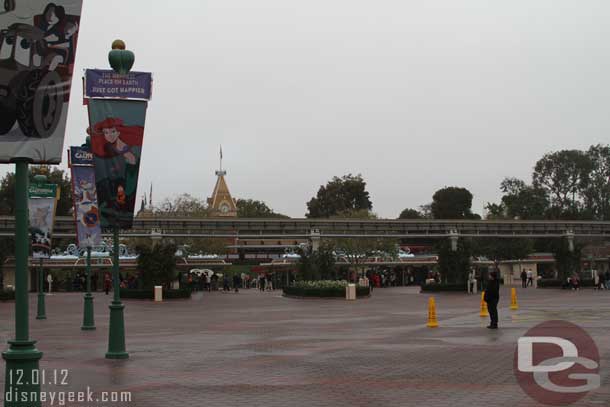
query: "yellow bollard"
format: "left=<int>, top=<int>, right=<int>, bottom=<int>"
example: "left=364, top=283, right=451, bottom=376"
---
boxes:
left=480, top=291, right=489, bottom=317
left=427, top=297, right=439, bottom=328
left=510, top=287, right=519, bottom=310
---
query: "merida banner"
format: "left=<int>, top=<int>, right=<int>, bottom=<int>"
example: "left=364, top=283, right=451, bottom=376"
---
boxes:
left=88, top=99, right=148, bottom=229
left=69, top=145, right=102, bottom=248
left=0, top=1, right=84, bottom=164
left=28, top=183, right=58, bottom=258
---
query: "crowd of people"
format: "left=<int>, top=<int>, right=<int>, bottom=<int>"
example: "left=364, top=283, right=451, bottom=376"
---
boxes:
left=183, top=272, right=277, bottom=293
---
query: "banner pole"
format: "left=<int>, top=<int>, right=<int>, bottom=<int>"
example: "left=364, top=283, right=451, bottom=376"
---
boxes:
left=3, top=159, right=42, bottom=407
left=105, top=225, right=128, bottom=359
left=36, top=257, right=46, bottom=320
left=82, top=246, right=95, bottom=330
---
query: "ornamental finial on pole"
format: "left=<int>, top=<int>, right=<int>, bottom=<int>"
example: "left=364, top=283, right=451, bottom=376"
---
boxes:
left=108, top=39, right=135, bottom=75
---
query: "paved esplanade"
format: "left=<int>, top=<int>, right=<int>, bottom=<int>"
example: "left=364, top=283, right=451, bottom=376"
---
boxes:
left=0, top=288, right=608, bottom=406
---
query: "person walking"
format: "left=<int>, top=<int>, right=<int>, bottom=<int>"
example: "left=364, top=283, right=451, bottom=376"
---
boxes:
left=520, top=270, right=527, bottom=288
left=223, top=275, right=230, bottom=292
left=598, top=270, right=606, bottom=290
left=594, top=269, right=600, bottom=290
left=233, top=274, right=240, bottom=293
left=104, top=273, right=111, bottom=295
left=484, top=271, right=500, bottom=329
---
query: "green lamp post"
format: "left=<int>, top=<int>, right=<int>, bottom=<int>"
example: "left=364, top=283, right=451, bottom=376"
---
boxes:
left=81, top=137, right=96, bottom=331
left=3, top=159, right=43, bottom=407
left=104, top=40, right=132, bottom=359
left=81, top=246, right=95, bottom=330
left=33, top=174, right=47, bottom=321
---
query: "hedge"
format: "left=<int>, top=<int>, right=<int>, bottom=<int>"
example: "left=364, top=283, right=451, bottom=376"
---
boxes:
left=283, top=286, right=370, bottom=298
left=0, top=289, right=15, bottom=301
left=119, top=288, right=191, bottom=300
left=537, top=279, right=595, bottom=288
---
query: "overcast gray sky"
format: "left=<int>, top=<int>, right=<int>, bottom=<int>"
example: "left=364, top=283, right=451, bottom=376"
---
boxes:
left=6, top=0, right=610, bottom=218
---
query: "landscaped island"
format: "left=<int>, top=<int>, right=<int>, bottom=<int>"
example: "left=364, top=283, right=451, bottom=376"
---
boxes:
left=283, top=280, right=370, bottom=299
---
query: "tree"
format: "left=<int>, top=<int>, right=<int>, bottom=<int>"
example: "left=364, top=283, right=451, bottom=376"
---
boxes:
left=236, top=199, right=288, bottom=218
left=331, top=237, right=398, bottom=282
left=474, top=238, right=534, bottom=263
left=183, top=238, right=228, bottom=256
left=398, top=208, right=423, bottom=219
left=306, top=174, right=372, bottom=218
left=296, top=241, right=336, bottom=281
left=582, top=145, right=610, bottom=220
left=155, top=194, right=210, bottom=217
left=431, top=187, right=477, bottom=219
left=0, top=166, right=73, bottom=216
left=435, top=238, right=472, bottom=284
left=548, top=239, right=583, bottom=280
left=485, top=178, right=549, bottom=220
left=136, top=242, right=178, bottom=289
left=533, top=150, right=592, bottom=219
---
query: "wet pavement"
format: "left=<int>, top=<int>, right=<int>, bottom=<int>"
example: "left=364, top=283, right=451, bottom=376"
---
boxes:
left=0, top=286, right=609, bottom=406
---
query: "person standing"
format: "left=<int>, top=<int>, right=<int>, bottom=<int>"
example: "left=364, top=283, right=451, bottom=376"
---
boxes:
left=484, top=271, right=500, bottom=329
left=526, top=269, right=533, bottom=287
left=520, top=270, right=527, bottom=288
left=104, top=273, right=111, bottom=295
left=47, top=273, right=54, bottom=293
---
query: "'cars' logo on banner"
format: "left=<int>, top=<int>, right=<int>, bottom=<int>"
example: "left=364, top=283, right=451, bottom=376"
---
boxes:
left=514, top=320, right=600, bottom=405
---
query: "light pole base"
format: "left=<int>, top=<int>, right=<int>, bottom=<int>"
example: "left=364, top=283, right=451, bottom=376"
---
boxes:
left=36, top=293, right=46, bottom=320
left=3, top=340, right=43, bottom=407
left=105, top=301, right=128, bottom=359
left=81, top=293, right=96, bottom=330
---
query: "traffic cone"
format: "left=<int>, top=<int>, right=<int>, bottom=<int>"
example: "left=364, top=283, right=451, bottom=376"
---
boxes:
left=427, top=297, right=439, bottom=328
left=480, top=291, right=489, bottom=317
left=510, top=287, right=519, bottom=310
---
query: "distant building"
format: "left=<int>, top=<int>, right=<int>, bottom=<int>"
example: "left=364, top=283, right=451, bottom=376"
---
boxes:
left=207, top=147, right=237, bottom=218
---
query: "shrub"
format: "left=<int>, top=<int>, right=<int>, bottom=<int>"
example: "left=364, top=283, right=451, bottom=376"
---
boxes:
left=0, top=289, right=15, bottom=301
left=284, top=281, right=370, bottom=298
left=120, top=288, right=191, bottom=300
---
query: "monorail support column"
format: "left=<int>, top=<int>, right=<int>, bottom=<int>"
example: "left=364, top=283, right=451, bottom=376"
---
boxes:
left=448, top=229, right=459, bottom=252
left=310, top=229, right=321, bottom=253
left=565, top=230, right=575, bottom=252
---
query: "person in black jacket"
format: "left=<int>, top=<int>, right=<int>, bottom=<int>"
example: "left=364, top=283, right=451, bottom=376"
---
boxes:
left=484, top=271, right=500, bottom=329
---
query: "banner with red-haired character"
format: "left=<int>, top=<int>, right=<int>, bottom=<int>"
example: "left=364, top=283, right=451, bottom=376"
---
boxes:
left=87, top=99, right=147, bottom=229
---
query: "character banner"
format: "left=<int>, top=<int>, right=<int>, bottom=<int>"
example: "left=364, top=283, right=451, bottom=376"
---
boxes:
left=85, top=69, right=152, bottom=100
left=0, top=1, right=84, bottom=164
left=88, top=98, right=148, bottom=229
left=28, top=182, right=58, bottom=259
left=69, top=145, right=102, bottom=248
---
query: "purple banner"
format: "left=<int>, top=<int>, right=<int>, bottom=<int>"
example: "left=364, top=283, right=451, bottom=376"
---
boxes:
left=69, top=145, right=94, bottom=166
left=69, top=145, right=102, bottom=248
left=85, top=69, right=152, bottom=100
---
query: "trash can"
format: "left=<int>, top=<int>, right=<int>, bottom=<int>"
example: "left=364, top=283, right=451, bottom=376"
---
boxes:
left=154, top=286, right=163, bottom=302
left=346, top=284, right=356, bottom=300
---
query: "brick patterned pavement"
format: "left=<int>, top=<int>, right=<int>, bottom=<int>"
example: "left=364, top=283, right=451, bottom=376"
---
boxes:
left=0, top=286, right=608, bottom=406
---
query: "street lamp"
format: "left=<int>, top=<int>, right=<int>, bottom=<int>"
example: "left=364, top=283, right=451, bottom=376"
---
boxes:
left=33, top=174, right=48, bottom=321
left=2, top=159, right=43, bottom=407
left=81, top=246, right=95, bottom=330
